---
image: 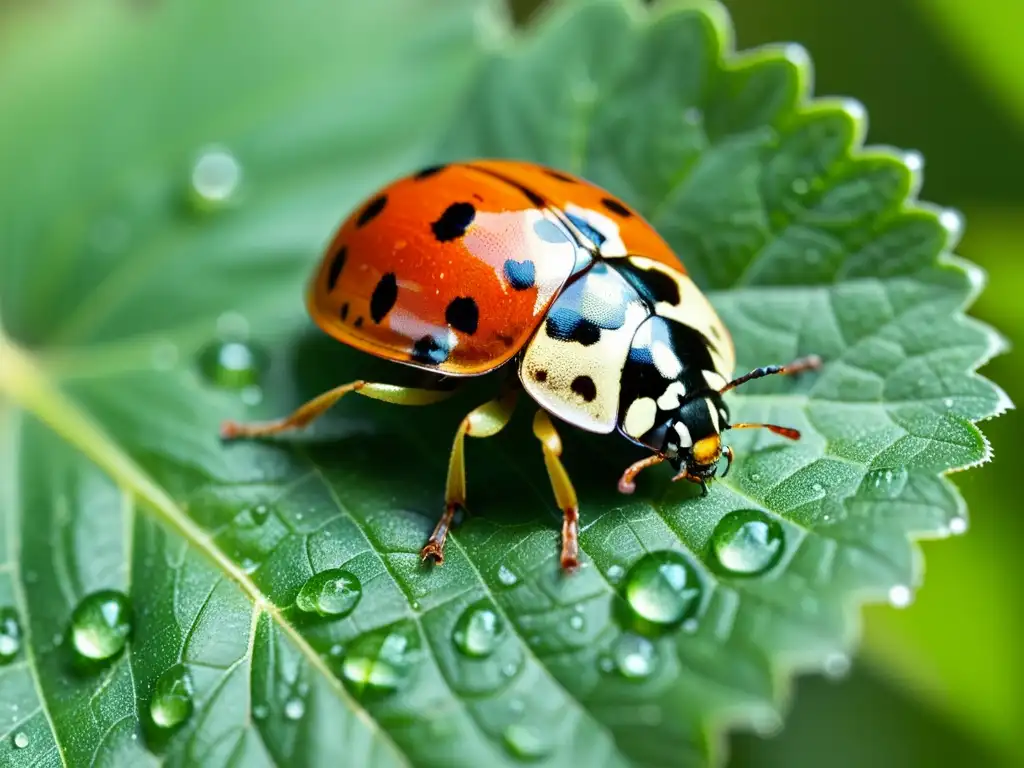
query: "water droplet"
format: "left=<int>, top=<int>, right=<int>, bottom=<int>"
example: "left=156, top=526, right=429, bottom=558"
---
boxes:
left=496, top=564, right=518, bottom=587
left=943, top=397, right=954, bottom=408
left=296, top=569, right=362, bottom=618
left=710, top=510, right=785, bottom=577
left=611, top=634, right=657, bottom=680
left=284, top=697, right=305, bottom=720
left=823, top=652, right=851, bottom=680
left=949, top=516, right=968, bottom=535
left=502, top=662, right=518, bottom=678
left=902, top=150, right=924, bottom=173
left=69, top=590, right=132, bottom=661
left=621, top=551, right=703, bottom=636
left=149, top=664, right=193, bottom=729
left=13, top=732, right=28, bottom=749
left=197, top=340, right=268, bottom=390
left=568, top=614, right=585, bottom=632
left=253, top=704, right=268, bottom=720
left=811, top=482, right=823, bottom=493
left=240, top=385, right=263, bottom=406
left=606, top=564, right=625, bottom=583
left=750, top=473, right=762, bottom=483
left=598, top=655, right=614, bottom=673
left=502, top=723, right=550, bottom=762
left=340, top=624, right=419, bottom=698
left=189, top=146, right=242, bottom=210
left=452, top=601, right=503, bottom=658
left=791, top=178, right=810, bottom=194
left=240, top=558, right=258, bottom=574
left=864, top=467, right=908, bottom=499
left=939, top=208, right=964, bottom=244
left=0, top=608, right=22, bottom=665
left=888, top=584, right=913, bottom=608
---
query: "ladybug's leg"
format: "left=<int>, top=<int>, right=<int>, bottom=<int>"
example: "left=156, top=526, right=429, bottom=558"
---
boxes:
left=531, top=410, right=581, bottom=572
left=421, top=385, right=520, bottom=564
left=220, top=381, right=456, bottom=439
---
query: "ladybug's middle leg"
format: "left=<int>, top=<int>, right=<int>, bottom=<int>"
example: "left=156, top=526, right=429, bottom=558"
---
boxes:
left=531, top=410, right=581, bottom=573
left=220, top=381, right=457, bottom=439
left=420, top=385, right=520, bottom=565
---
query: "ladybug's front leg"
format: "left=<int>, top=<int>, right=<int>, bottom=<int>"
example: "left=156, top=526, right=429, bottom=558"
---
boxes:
left=421, top=385, right=520, bottom=565
left=220, top=380, right=457, bottom=439
left=531, top=410, right=581, bottom=573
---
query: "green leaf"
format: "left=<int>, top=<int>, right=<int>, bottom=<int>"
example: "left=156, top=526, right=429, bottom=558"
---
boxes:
left=0, top=1, right=1008, bottom=767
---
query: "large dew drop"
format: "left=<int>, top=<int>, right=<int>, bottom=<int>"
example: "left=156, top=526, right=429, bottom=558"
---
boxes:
left=149, top=664, right=194, bottom=729
left=452, top=601, right=503, bottom=659
left=621, top=551, right=703, bottom=634
left=340, top=624, right=419, bottom=698
left=69, top=590, right=132, bottom=661
left=295, top=569, right=362, bottom=618
left=0, top=607, right=22, bottom=665
left=710, top=510, right=785, bottom=577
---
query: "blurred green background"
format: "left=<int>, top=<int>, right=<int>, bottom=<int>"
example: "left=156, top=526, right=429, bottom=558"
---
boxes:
left=3, top=0, right=1019, bottom=765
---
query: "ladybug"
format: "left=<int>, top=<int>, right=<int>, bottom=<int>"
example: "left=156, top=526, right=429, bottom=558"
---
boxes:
left=221, top=160, right=820, bottom=572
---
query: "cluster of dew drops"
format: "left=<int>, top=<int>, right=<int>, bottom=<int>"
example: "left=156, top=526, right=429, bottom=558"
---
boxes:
left=8, top=147, right=970, bottom=757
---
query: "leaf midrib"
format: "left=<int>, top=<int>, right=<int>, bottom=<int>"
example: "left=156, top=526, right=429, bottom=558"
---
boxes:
left=0, top=332, right=410, bottom=768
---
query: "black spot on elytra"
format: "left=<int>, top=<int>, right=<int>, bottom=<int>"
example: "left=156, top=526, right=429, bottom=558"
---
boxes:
left=533, top=219, right=569, bottom=244
left=340, top=302, right=349, bottom=321
left=545, top=309, right=600, bottom=346
left=356, top=195, right=388, bottom=227
left=411, top=335, right=450, bottom=365
left=445, top=297, right=479, bottom=335
left=354, top=316, right=364, bottom=328
left=534, top=369, right=548, bottom=382
left=601, top=197, right=632, bottom=217
left=571, top=375, right=597, bottom=402
left=616, top=262, right=681, bottom=307
left=414, top=165, right=446, bottom=179
left=326, top=246, right=347, bottom=291
left=565, top=212, right=606, bottom=248
left=369, top=273, right=398, bottom=323
left=544, top=169, right=577, bottom=183
left=432, top=202, right=476, bottom=242
left=503, top=259, right=536, bottom=290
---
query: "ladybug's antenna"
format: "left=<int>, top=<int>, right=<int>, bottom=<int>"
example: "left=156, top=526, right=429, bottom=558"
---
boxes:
left=728, top=422, right=802, bottom=440
left=718, top=355, right=822, bottom=395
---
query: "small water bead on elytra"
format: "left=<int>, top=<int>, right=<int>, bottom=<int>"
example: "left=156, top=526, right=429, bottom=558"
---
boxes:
left=452, top=601, right=503, bottom=659
left=502, top=724, right=551, bottom=762
left=295, top=569, right=362, bottom=618
left=13, top=732, right=28, bottom=749
left=621, top=550, right=703, bottom=634
left=340, top=624, right=419, bottom=698
left=188, top=145, right=242, bottom=211
left=197, top=340, right=268, bottom=390
left=69, top=590, right=132, bottom=661
left=0, top=607, right=22, bottom=665
left=611, top=634, right=657, bottom=680
left=710, top=510, right=785, bottom=578
left=149, top=664, right=194, bottom=729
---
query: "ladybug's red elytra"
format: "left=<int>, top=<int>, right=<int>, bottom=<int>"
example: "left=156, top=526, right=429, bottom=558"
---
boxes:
left=221, top=160, right=821, bottom=572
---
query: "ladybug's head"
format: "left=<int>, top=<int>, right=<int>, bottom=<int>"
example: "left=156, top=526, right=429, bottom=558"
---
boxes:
left=618, top=388, right=803, bottom=496
left=660, top=392, right=729, bottom=485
